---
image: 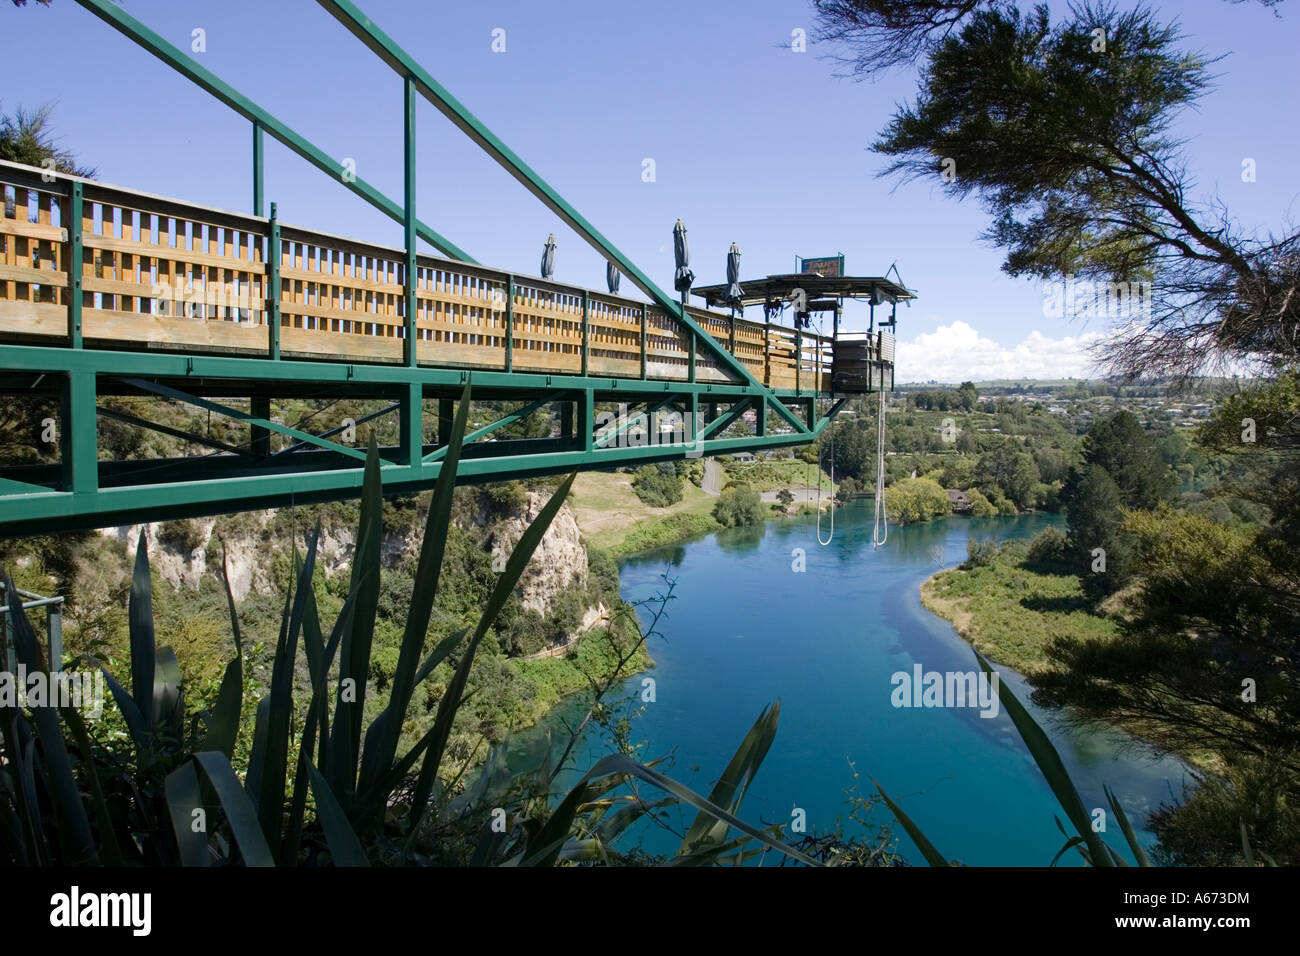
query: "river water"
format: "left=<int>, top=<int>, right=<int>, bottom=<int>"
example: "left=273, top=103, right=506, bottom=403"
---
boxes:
left=502, top=503, right=1192, bottom=865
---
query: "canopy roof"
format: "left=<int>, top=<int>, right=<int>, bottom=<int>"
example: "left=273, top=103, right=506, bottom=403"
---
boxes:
left=691, top=273, right=916, bottom=310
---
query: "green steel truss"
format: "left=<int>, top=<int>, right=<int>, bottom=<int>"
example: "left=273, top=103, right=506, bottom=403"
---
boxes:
left=0, top=344, right=839, bottom=538
left=0, top=1, right=903, bottom=538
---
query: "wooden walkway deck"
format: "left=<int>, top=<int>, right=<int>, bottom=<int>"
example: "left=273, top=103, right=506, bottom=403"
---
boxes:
left=0, top=162, right=847, bottom=393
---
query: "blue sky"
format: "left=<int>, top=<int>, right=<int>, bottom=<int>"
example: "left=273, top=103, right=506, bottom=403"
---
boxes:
left=4, top=0, right=1297, bottom=381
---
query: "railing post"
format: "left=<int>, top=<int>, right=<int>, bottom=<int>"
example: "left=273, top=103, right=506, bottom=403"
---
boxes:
left=795, top=326, right=802, bottom=396
left=404, top=76, right=418, bottom=368
left=268, top=202, right=281, bottom=359
left=581, top=389, right=594, bottom=453
left=684, top=305, right=696, bottom=384
left=763, top=324, right=771, bottom=388
left=67, top=180, right=83, bottom=348
left=581, top=290, right=590, bottom=377
left=401, top=382, right=423, bottom=466
left=504, top=274, right=514, bottom=372
left=252, top=121, right=264, bottom=217
left=640, top=305, right=648, bottom=380
left=757, top=395, right=767, bottom=437
left=46, top=603, right=62, bottom=672
left=60, top=370, right=97, bottom=495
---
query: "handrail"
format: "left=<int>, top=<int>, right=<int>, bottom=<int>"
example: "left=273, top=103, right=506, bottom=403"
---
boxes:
left=0, top=161, right=859, bottom=391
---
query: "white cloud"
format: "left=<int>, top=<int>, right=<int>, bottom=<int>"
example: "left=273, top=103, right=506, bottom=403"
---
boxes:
left=893, top=320, right=1105, bottom=383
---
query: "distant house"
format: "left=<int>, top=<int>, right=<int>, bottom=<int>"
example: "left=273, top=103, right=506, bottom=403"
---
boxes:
left=731, top=452, right=756, bottom=463
left=946, top=489, right=972, bottom=513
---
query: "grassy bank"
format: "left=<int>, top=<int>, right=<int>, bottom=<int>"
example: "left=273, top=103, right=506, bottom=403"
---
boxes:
left=920, top=545, right=1119, bottom=676
left=512, top=629, right=653, bottom=720
left=569, top=470, right=724, bottom=558
left=920, top=538, right=1222, bottom=771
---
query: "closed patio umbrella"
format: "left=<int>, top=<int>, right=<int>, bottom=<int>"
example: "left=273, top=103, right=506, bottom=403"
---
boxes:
left=725, top=242, right=744, bottom=315
left=606, top=260, right=621, bottom=294
left=540, top=233, right=557, bottom=280
left=672, top=218, right=694, bottom=305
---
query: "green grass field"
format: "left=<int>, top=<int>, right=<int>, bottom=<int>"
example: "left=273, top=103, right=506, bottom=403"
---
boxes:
left=920, top=549, right=1120, bottom=676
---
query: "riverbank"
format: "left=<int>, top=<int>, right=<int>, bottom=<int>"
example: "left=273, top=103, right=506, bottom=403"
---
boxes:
left=919, top=538, right=1220, bottom=772
left=569, top=466, right=835, bottom=560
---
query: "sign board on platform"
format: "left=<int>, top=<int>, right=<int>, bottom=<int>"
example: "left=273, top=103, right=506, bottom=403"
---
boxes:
left=799, top=255, right=844, bottom=277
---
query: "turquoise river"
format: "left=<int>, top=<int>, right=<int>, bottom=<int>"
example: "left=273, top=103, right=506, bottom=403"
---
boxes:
left=502, top=502, right=1192, bottom=865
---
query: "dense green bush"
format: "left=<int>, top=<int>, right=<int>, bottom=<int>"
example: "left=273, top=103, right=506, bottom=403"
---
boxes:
left=884, top=477, right=951, bottom=525
left=962, top=538, right=1000, bottom=569
left=631, top=463, right=684, bottom=507
left=712, top=481, right=764, bottom=527
left=1023, top=526, right=1071, bottom=572
left=965, top=487, right=998, bottom=517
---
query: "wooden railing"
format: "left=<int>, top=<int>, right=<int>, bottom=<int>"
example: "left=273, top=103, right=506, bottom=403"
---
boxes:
left=0, top=163, right=858, bottom=392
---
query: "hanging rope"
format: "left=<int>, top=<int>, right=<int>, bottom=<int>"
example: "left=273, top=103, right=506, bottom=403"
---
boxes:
left=872, top=387, right=889, bottom=548
left=816, top=323, right=834, bottom=546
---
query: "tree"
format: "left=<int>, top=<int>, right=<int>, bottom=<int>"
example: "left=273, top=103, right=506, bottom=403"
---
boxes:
left=819, top=1, right=1297, bottom=382
left=1071, top=411, right=1175, bottom=510
left=0, top=103, right=95, bottom=177
left=974, top=441, right=1039, bottom=509
left=956, top=381, right=978, bottom=412
left=1064, top=464, right=1129, bottom=601
left=631, top=462, right=683, bottom=508
left=776, top=487, right=796, bottom=512
left=883, top=476, right=951, bottom=524
left=965, top=486, right=998, bottom=516
left=712, top=481, right=764, bottom=527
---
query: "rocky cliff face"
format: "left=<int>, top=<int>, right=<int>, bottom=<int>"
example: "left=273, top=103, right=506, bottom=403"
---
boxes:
left=105, top=494, right=603, bottom=631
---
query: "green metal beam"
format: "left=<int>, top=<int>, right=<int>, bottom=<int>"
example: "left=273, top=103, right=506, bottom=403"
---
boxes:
left=252, top=121, right=264, bottom=217
left=314, top=0, right=758, bottom=387
left=74, top=0, right=474, bottom=263
left=3, top=344, right=824, bottom=400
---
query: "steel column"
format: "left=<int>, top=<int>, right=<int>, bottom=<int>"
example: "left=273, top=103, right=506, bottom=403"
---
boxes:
left=504, top=274, right=514, bottom=373
left=403, top=75, right=418, bottom=368
left=252, top=121, right=264, bottom=216
left=268, top=203, right=281, bottom=360
left=66, top=181, right=83, bottom=348
left=60, top=371, right=97, bottom=495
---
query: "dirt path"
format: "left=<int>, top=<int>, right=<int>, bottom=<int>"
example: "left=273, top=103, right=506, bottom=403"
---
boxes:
left=701, top=458, right=722, bottom=495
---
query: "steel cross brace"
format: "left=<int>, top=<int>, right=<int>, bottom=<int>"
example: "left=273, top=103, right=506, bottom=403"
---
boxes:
left=114, top=378, right=393, bottom=465
left=75, top=0, right=474, bottom=263
left=315, top=0, right=810, bottom=436
left=698, top=397, right=756, bottom=442
left=96, top=406, right=254, bottom=459
left=594, top=394, right=681, bottom=450
left=423, top=390, right=571, bottom=463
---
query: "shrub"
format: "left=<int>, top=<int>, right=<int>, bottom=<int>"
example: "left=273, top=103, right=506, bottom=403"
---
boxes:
left=963, top=538, right=1000, bottom=569
left=713, top=481, right=764, bottom=527
left=884, top=477, right=951, bottom=524
left=965, top=487, right=998, bottom=517
left=631, top=463, right=683, bottom=507
left=481, top=479, right=528, bottom=517
left=1023, top=526, right=1070, bottom=572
